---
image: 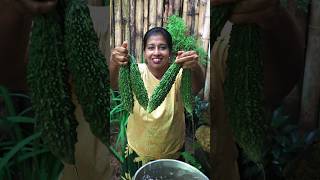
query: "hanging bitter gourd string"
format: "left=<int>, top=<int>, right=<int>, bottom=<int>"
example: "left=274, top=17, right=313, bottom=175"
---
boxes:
left=181, top=69, right=193, bottom=114
left=65, top=0, right=110, bottom=145
left=119, top=61, right=134, bottom=113
left=212, top=3, right=270, bottom=165
left=129, top=55, right=149, bottom=111
left=27, top=13, right=78, bottom=165
left=224, top=24, right=270, bottom=164
left=147, top=63, right=182, bottom=113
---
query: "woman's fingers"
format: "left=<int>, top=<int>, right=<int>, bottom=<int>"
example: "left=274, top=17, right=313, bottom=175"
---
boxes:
left=175, top=54, right=199, bottom=69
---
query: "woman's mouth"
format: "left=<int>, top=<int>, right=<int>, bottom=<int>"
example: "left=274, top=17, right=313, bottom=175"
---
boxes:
left=152, top=58, right=162, bottom=64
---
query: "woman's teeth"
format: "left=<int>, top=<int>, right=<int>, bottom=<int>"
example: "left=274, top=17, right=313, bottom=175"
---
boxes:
left=152, top=58, right=161, bottom=64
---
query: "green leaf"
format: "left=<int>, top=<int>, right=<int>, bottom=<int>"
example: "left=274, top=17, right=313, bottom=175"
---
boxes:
left=180, top=151, right=202, bottom=170
left=4, top=116, right=35, bottom=124
left=0, top=86, right=16, bottom=116
left=0, top=132, right=41, bottom=171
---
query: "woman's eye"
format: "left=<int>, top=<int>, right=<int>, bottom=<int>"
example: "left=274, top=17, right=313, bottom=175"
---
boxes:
left=147, top=46, right=154, bottom=50
left=160, top=46, right=168, bottom=50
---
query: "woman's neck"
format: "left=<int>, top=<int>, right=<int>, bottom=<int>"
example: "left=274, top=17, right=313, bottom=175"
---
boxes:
left=147, top=64, right=170, bottom=80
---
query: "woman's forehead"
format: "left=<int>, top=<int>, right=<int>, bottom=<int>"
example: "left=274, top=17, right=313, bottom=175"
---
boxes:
left=146, top=34, right=168, bottom=44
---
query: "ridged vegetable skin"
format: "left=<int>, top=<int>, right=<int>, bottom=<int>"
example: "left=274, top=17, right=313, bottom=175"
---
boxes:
left=129, top=56, right=149, bottom=111
left=224, top=24, right=269, bottom=163
left=147, top=63, right=182, bottom=113
left=65, top=0, right=110, bottom=145
left=119, top=64, right=134, bottom=113
left=181, top=69, right=193, bottom=114
left=27, top=14, right=78, bottom=165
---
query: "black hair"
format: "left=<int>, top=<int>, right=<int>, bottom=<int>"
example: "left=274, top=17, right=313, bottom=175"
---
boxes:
left=143, top=27, right=173, bottom=52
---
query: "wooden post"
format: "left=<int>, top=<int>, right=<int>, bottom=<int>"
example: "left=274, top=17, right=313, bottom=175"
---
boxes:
left=114, top=0, right=122, bottom=47
left=202, top=0, right=210, bottom=53
left=123, top=0, right=130, bottom=49
left=136, top=0, right=144, bottom=62
left=110, top=0, right=115, bottom=48
left=168, top=0, right=174, bottom=17
left=174, top=0, right=181, bottom=15
left=143, top=0, right=149, bottom=35
left=157, top=0, right=164, bottom=27
left=182, top=0, right=188, bottom=23
left=149, top=0, right=157, bottom=28
left=163, top=0, right=169, bottom=25
left=130, top=0, right=136, bottom=56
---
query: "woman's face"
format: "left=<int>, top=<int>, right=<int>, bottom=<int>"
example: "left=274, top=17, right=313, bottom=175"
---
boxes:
left=144, top=34, right=170, bottom=71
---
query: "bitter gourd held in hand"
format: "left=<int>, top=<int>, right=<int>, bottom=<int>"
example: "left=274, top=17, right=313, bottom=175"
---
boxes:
left=129, top=56, right=149, bottom=111
left=27, top=13, right=78, bottom=165
left=65, top=0, right=110, bottom=145
left=119, top=63, right=134, bottom=113
left=147, top=63, right=182, bottom=113
left=224, top=24, right=269, bottom=164
left=181, top=69, right=193, bottom=114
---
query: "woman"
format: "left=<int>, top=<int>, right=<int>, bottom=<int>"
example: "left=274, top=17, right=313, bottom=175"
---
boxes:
left=110, top=27, right=205, bottom=178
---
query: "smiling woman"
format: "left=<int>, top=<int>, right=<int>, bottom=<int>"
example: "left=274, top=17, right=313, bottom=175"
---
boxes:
left=109, top=27, right=205, bottom=179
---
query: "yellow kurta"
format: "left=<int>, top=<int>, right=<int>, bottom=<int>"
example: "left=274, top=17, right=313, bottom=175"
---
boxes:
left=127, top=63, right=185, bottom=160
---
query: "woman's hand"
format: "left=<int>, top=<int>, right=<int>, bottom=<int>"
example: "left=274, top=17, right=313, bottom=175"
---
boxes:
left=175, top=51, right=200, bottom=70
left=5, top=0, right=57, bottom=15
left=212, top=0, right=280, bottom=28
left=111, top=41, right=129, bottom=66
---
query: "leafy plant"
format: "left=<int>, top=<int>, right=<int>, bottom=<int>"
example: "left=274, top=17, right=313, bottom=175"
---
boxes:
left=238, top=106, right=320, bottom=180
left=0, top=85, right=63, bottom=180
left=165, top=15, right=207, bottom=65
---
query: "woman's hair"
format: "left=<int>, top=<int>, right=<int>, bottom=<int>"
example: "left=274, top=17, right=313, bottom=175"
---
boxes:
left=143, top=27, right=173, bottom=52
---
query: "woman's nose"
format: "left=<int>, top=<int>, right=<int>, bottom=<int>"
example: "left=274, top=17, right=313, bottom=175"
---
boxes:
left=154, top=48, right=160, bottom=55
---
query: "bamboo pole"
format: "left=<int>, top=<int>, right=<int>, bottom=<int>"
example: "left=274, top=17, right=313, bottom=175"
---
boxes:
left=168, top=0, right=174, bottom=17
left=130, top=0, right=136, bottom=55
left=114, top=0, right=122, bottom=47
left=149, top=0, right=157, bottom=28
left=163, top=0, right=169, bottom=25
left=143, top=0, right=149, bottom=35
left=182, top=0, right=188, bottom=23
left=194, top=0, right=199, bottom=39
left=202, top=0, right=210, bottom=53
left=204, top=51, right=210, bottom=101
left=123, top=0, right=130, bottom=48
left=188, top=0, right=195, bottom=35
left=300, top=0, right=320, bottom=132
left=136, top=0, right=144, bottom=62
left=198, top=0, right=206, bottom=38
left=157, top=0, right=164, bottom=27
left=110, top=0, right=115, bottom=48
left=174, top=0, right=181, bottom=15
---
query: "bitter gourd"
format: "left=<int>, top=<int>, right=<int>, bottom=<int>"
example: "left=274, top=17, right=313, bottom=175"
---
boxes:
left=65, top=0, right=110, bottom=145
left=119, top=63, right=134, bottom=113
left=181, top=69, right=193, bottom=114
left=147, top=63, right=181, bottom=113
left=129, top=56, right=149, bottom=111
left=27, top=13, right=78, bottom=165
left=224, top=24, right=269, bottom=164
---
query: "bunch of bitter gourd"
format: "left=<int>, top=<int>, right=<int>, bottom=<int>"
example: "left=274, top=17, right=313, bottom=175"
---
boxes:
left=27, top=0, right=110, bottom=164
left=213, top=3, right=270, bottom=165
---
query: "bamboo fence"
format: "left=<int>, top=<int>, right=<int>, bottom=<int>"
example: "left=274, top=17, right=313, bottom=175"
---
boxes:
left=110, top=0, right=210, bottom=98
